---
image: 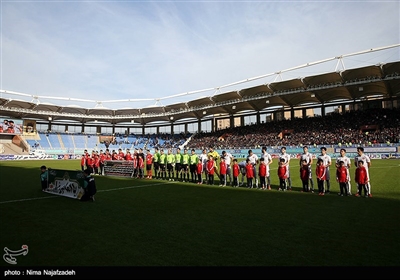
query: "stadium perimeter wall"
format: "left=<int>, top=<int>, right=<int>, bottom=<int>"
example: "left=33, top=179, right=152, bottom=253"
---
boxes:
left=1, top=146, right=399, bottom=161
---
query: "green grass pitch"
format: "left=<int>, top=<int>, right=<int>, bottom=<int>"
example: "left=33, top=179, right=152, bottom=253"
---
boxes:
left=1, top=159, right=400, bottom=270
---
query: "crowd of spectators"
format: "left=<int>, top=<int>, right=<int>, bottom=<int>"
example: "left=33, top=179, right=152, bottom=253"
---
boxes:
left=30, top=108, right=399, bottom=151
left=104, top=132, right=190, bottom=150
left=187, top=108, right=400, bottom=150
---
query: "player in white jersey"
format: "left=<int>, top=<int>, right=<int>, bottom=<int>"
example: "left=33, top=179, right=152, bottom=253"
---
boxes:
left=317, top=147, right=332, bottom=193
left=221, top=151, right=234, bottom=186
left=335, top=148, right=352, bottom=195
left=199, top=149, right=209, bottom=183
left=247, top=149, right=259, bottom=187
left=299, top=146, right=314, bottom=192
left=354, top=147, right=372, bottom=197
left=279, top=147, right=291, bottom=190
left=261, top=146, right=273, bottom=190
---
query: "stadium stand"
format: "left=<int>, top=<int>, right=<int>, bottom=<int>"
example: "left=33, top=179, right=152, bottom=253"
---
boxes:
left=37, top=132, right=52, bottom=149
left=10, top=107, right=396, bottom=157
left=17, top=107, right=398, bottom=155
left=187, top=108, right=400, bottom=150
left=47, top=134, right=62, bottom=149
left=0, top=51, right=398, bottom=158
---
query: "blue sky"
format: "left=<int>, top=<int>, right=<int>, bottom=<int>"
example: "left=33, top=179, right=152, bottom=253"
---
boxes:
left=1, top=0, right=399, bottom=109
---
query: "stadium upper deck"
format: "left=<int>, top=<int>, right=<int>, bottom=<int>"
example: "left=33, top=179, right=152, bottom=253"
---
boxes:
left=0, top=45, right=399, bottom=128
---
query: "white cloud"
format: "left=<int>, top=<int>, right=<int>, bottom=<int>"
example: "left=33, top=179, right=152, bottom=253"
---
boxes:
left=1, top=1, right=399, bottom=109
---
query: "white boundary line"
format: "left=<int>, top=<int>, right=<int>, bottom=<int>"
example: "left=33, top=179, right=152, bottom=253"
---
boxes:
left=0, top=195, right=61, bottom=204
left=0, top=182, right=172, bottom=205
left=99, top=182, right=170, bottom=192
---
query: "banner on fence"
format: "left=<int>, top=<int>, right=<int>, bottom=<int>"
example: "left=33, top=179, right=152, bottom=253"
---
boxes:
left=104, top=160, right=134, bottom=177
left=45, top=169, right=85, bottom=199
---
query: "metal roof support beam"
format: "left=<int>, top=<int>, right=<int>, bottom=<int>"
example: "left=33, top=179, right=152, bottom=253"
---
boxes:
left=335, top=56, right=346, bottom=72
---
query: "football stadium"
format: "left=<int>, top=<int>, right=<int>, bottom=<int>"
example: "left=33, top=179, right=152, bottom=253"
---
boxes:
left=1, top=2, right=400, bottom=278
left=1, top=46, right=400, bottom=277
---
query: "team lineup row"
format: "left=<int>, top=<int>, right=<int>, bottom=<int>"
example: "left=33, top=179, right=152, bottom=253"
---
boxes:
left=80, top=145, right=372, bottom=198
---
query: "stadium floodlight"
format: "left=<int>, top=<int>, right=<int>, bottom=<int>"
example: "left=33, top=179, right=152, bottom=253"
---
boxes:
left=203, top=111, right=207, bottom=115
left=170, top=116, right=174, bottom=120
left=266, top=100, right=270, bottom=104
left=48, top=116, right=52, bottom=121
left=311, top=94, right=315, bottom=98
left=232, top=105, right=236, bottom=110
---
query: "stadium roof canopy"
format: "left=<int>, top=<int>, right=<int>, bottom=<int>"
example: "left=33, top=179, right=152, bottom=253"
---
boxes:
left=1, top=48, right=399, bottom=125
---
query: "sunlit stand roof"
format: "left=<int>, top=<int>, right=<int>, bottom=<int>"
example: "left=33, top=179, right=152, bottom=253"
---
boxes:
left=1, top=44, right=399, bottom=125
